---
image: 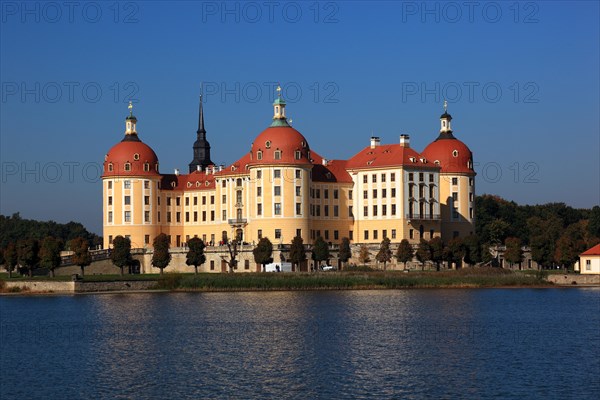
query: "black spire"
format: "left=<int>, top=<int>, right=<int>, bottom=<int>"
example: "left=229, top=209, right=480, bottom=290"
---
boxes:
left=189, top=94, right=214, bottom=173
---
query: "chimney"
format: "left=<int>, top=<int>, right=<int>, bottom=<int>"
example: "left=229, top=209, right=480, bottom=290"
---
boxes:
left=322, top=158, right=328, bottom=166
left=174, top=168, right=180, bottom=176
left=400, top=134, right=410, bottom=147
left=370, top=136, right=380, bottom=149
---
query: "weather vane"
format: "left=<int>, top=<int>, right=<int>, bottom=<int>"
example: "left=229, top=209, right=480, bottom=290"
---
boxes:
left=276, top=85, right=282, bottom=97
left=128, top=101, right=133, bottom=116
left=443, top=100, right=448, bottom=112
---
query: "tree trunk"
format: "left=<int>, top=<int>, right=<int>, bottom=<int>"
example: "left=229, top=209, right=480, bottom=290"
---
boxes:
left=80, top=265, right=85, bottom=277
left=29, top=267, right=33, bottom=277
left=51, top=269, right=55, bottom=278
left=195, top=265, right=198, bottom=275
left=8, top=269, right=12, bottom=278
left=160, top=268, right=164, bottom=276
left=120, top=266, right=124, bottom=276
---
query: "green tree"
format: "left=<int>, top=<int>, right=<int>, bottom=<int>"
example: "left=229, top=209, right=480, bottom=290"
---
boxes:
left=338, top=237, right=352, bottom=270
left=429, top=237, right=445, bottom=271
left=39, top=236, right=63, bottom=277
left=152, top=233, right=171, bottom=275
left=555, top=221, right=588, bottom=269
left=253, top=237, right=273, bottom=272
left=416, top=239, right=431, bottom=270
left=395, top=239, right=413, bottom=270
left=588, top=206, right=600, bottom=239
left=111, top=235, right=133, bottom=276
left=312, top=236, right=330, bottom=269
left=18, top=238, right=40, bottom=277
left=186, top=237, right=206, bottom=274
left=462, top=234, right=482, bottom=266
left=4, top=242, right=18, bottom=278
left=289, top=236, right=306, bottom=272
left=481, top=243, right=494, bottom=265
left=69, top=237, right=91, bottom=277
left=221, top=232, right=239, bottom=273
left=444, top=237, right=465, bottom=269
left=375, top=237, right=392, bottom=270
left=528, top=216, right=561, bottom=268
left=504, top=237, right=523, bottom=269
left=488, top=219, right=510, bottom=245
left=0, top=248, right=4, bottom=269
left=358, top=244, right=370, bottom=266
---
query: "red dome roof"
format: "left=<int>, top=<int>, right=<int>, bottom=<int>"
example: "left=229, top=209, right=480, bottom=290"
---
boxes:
left=102, top=136, right=160, bottom=177
left=248, top=126, right=312, bottom=166
left=421, top=137, right=475, bottom=174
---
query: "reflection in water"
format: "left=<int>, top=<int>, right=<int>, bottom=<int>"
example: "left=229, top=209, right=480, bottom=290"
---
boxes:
left=1, top=289, right=599, bottom=399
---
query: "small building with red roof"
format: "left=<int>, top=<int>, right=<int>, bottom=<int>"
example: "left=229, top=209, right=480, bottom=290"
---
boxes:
left=577, top=244, right=600, bottom=274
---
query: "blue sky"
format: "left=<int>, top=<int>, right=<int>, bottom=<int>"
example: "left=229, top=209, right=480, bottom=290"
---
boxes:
left=1, top=1, right=599, bottom=234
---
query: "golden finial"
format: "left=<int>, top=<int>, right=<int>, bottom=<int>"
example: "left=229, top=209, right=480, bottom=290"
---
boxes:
left=276, top=85, right=282, bottom=97
left=128, top=101, right=133, bottom=116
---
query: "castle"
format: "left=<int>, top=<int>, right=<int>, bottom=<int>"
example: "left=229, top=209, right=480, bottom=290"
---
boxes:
left=102, top=88, right=475, bottom=270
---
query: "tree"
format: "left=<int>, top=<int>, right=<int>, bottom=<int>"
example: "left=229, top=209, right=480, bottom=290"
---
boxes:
left=588, top=206, right=600, bottom=239
left=312, top=236, right=330, bottom=270
left=528, top=216, right=561, bottom=268
left=462, top=235, right=482, bottom=266
left=416, top=239, right=431, bottom=270
left=358, top=244, right=370, bottom=266
left=39, top=237, right=63, bottom=277
left=4, top=242, right=18, bottom=278
left=444, top=237, right=465, bottom=269
left=221, top=232, right=239, bottom=273
left=504, top=237, right=523, bottom=269
left=555, top=221, right=589, bottom=269
left=18, top=238, right=40, bottom=277
left=429, top=237, right=445, bottom=271
left=488, top=219, right=510, bottom=245
left=69, top=237, right=91, bottom=277
left=338, top=237, right=352, bottom=270
left=289, top=236, right=306, bottom=272
left=395, top=239, right=413, bottom=270
left=152, top=233, right=171, bottom=275
left=253, top=237, right=273, bottom=272
left=186, top=237, right=206, bottom=274
left=111, top=235, right=133, bottom=276
left=375, top=237, right=392, bottom=270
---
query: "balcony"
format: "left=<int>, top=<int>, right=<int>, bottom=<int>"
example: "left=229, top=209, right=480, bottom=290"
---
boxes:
left=405, top=214, right=441, bottom=221
left=228, top=218, right=248, bottom=225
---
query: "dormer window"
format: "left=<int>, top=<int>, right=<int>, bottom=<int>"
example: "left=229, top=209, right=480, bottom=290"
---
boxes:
left=409, top=157, right=416, bottom=163
left=133, top=153, right=140, bottom=161
left=453, top=150, right=459, bottom=158
left=205, top=181, right=210, bottom=186
left=155, top=163, right=159, bottom=172
left=274, top=150, right=281, bottom=160
left=108, top=163, right=113, bottom=172
left=257, top=151, right=263, bottom=160
left=144, top=163, right=150, bottom=172
left=124, top=163, right=131, bottom=171
left=196, top=181, right=201, bottom=187
left=265, top=141, right=271, bottom=149
left=295, top=150, right=301, bottom=160
left=187, top=182, right=192, bottom=188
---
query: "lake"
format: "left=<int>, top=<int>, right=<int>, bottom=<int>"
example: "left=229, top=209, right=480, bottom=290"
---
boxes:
left=1, top=288, right=599, bottom=399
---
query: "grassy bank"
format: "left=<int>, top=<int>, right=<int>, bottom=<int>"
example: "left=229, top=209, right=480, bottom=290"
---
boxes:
left=154, top=268, right=552, bottom=291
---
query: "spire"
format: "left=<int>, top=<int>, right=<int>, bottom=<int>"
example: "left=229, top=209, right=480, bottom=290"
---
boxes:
left=189, top=90, right=214, bottom=173
left=271, top=84, right=290, bottom=127
left=197, top=94, right=206, bottom=138
left=436, top=101, right=455, bottom=140
left=124, top=101, right=138, bottom=137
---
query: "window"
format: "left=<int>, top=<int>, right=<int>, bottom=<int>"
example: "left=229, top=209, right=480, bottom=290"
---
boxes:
left=202, top=196, right=206, bottom=205
left=108, top=196, right=113, bottom=206
left=258, top=229, right=263, bottom=239
left=469, top=178, right=474, bottom=186
left=372, top=174, right=377, bottom=183
left=316, top=206, right=321, bottom=216
left=381, top=174, right=386, bottom=182
left=419, top=172, right=424, bottom=182
left=363, top=175, right=368, bottom=184
left=334, top=230, right=339, bottom=240
left=167, top=197, right=171, bottom=206
left=210, top=260, right=215, bottom=271
left=390, top=173, right=395, bottom=182
left=373, top=189, right=377, bottom=198
left=429, top=174, right=434, bottom=183
left=383, top=230, right=387, bottom=239
left=296, top=203, right=302, bottom=215
left=392, top=204, right=396, bottom=216
left=210, top=196, right=215, bottom=205
left=145, top=196, right=150, bottom=205
left=211, top=211, right=215, bottom=221
left=373, top=205, right=377, bottom=216
left=185, top=197, right=190, bottom=206
left=363, top=191, right=368, bottom=199
left=391, top=229, right=396, bottom=239
left=194, top=211, right=198, bottom=222
left=144, top=163, right=150, bottom=172
left=222, top=195, right=226, bottom=204
left=382, top=189, right=386, bottom=198
left=274, top=169, right=281, bottom=178
left=275, top=229, right=282, bottom=239
left=430, top=229, right=435, bottom=238
left=334, top=205, right=339, bottom=217
left=108, top=181, right=112, bottom=189
left=108, top=163, right=113, bottom=172
left=452, top=177, right=458, bottom=185
left=245, top=260, right=250, bottom=270
left=409, top=229, right=414, bottom=239
left=469, top=193, right=474, bottom=202
left=324, top=205, right=329, bottom=217
left=124, top=196, right=131, bottom=205
left=296, top=169, right=301, bottom=178
left=324, top=230, right=329, bottom=240
left=324, top=189, right=329, bottom=199
left=124, top=180, right=131, bottom=189
left=124, top=211, right=131, bottom=222
left=274, top=203, right=281, bottom=215
left=257, top=203, right=262, bottom=216
left=223, top=210, right=227, bottom=220
left=222, top=180, right=226, bottom=188
left=296, top=229, right=302, bottom=238
left=316, top=189, right=320, bottom=199
left=349, top=190, right=353, bottom=200
left=257, top=170, right=262, bottom=179
left=145, top=211, right=150, bottom=223
left=274, top=150, right=281, bottom=160
left=109, top=235, right=113, bottom=245
left=145, top=235, right=150, bottom=245
left=108, top=211, right=113, bottom=223
left=430, top=186, right=435, bottom=198
left=176, top=212, right=181, bottom=223
left=382, top=205, right=387, bottom=216
left=363, top=206, right=368, bottom=217
left=257, top=187, right=262, bottom=197
left=470, top=208, right=473, bottom=218
left=202, top=211, right=206, bottom=221
left=364, top=230, right=369, bottom=240
left=453, top=150, right=459, bottom=157
left=333, top=189, right=338, bottom=199
left=185, top=212, right=190, bottom=222
left=236, top=191, right=242, bottom=203
left=586, top=260, right=591, bottom=270
left=257, top=151, right=263, bottom=160
left=167, top=212, right=172, bottom=222
left=296, top=186, right=301, bottom=196
left=124, top=163, right=131, bottom=171
left=158, top=196, right=161, bottom=206
left=144, top=180, right=150, bottom=189
left=408, top=173, right=414, bottom=182
left=176, top=197, right=181, bottom=206
left=274, top=186, right=281, bottom=196
left=349, top=231, right=353, bottom=240
left=452, top=192, right=458, bottom=201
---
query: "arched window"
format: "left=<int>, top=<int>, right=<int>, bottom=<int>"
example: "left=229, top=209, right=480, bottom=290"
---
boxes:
left=257, top=151, right=263, bottom=160
left=124, top=163, right=131, bottom=171
left=144, top=163, right=150, bottom=172
left=108, top=163, right=113, bottom=172
left=274, top=150, right=281, bottom=160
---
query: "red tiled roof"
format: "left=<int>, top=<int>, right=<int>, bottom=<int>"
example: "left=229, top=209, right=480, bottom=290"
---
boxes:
left=422, top=137, right=475, bottom=174
left=581, top=244, right=600, bottom=256
left=248, top=126, right=312, bottom=166
left=160, top=170, right=216, bottom=191
left=103, top=138, right=160, bottom=178
left=346, top=144, right=438, bottom=170
left=214, top=152, right=252, bottom=177
left=310, top=152, right=353, bottom=183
